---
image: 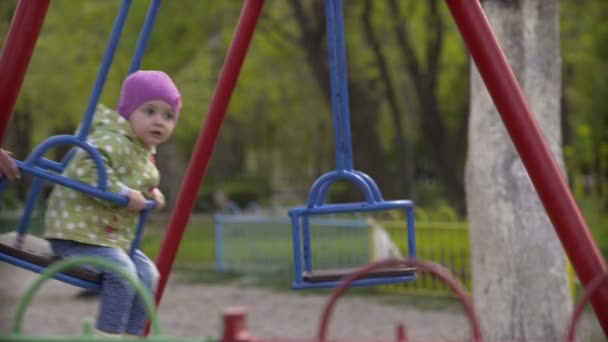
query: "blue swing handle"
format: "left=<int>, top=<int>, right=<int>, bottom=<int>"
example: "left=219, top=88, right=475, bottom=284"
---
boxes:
left=4, top=135, right=155, bottom=258
left=306, top=170, right=383, bottom=207
left=14, top=135, right=153, bottom=209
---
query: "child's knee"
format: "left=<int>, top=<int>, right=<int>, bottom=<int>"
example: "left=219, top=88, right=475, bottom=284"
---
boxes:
left=139, top=263, right=160, bottom=291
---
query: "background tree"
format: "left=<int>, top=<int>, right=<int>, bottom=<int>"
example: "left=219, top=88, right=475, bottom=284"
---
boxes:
left=3, top=1, right=607, bottom=259
left=283, top=0, right=469, bottom=211
left=465, top=0, right=572, bottom=339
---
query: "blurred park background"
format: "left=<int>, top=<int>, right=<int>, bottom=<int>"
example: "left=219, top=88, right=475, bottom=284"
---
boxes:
left=1, top=1, right=607, bottom=293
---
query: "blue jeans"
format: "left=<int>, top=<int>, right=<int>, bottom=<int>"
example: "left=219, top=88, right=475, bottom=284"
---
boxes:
left=49, top=239, right=159, bottom=335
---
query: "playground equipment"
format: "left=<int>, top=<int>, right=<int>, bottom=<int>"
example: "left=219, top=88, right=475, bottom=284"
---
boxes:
left=2, top=256, right=603, bottom=341
left=221, top=259, right=607, bottom=342
left=287, top=0, right=416, bottom=289
left=1, top=0, right=607, bottom=338
left=1, top=256, right=204, bottom=342
left=0, top=0, right=161, bottom=292
left=214, top=212, right=475, bottom=297
left=0, top=0, right=264, bottom=335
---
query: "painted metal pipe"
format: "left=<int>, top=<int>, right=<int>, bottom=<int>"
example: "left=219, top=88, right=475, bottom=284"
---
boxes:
left=0, top=0, right=50, bottom=143
left=153, top=0, right=265, bottom=306
left=445, top=0, right=608, bottom=335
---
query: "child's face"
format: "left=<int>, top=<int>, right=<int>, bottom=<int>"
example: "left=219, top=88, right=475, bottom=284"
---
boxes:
left=128, top=100, right=177, bottom=150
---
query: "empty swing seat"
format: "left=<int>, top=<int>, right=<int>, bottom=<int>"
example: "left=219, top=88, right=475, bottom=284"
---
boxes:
left=289, top=196, right=417, bottom=290
left=303, top=265, right=416, bottom=284
left=288, top=0, right=417, bottom=290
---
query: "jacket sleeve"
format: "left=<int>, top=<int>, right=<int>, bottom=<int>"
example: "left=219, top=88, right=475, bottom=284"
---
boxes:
left=64, top=136, right=129, bottom=207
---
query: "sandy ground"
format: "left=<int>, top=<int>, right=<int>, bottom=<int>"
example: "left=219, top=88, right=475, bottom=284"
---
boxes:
left=0, top=263, right=603, bottom=341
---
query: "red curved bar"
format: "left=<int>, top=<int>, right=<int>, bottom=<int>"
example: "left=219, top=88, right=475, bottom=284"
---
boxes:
left=0, top=0, right=50, bottom=143
left=565, top=272, right=608, bottom=342
left=444, top=0, right=608, bottom=336
left=317, top=258, right=483, bottom=342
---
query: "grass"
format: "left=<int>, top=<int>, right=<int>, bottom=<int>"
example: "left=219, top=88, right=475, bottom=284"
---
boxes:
left=3, top=195, right=607, bottom=305
left=137, top=213, right=469, bottom=312
left=575, top=196, right=608, bottom=257
left=141, top=214, right=216, bottom=265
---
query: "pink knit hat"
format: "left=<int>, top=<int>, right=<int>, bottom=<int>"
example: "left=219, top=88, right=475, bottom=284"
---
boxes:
left=117, top=70, right=182, bottom=119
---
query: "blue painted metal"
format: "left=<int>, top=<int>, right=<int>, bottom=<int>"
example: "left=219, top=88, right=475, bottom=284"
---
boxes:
left=1, top=135, right=154, bottom=291
left=0, top=253, right=103, bottom=292
left=128, top=0, right=161, bottom=74
left=288, top=0, right=416, bottom=289
left=214, top=214, right=224, bottom=271
left=14, top=134, right=129, bottom=239
left=293, top=274, right=416, bottom=290
left=0, top=0, right=164, bottom=292
left=16, top=177, right=43, bottom=236
left=76, top=0, right=133, bottom=143
left=63, top=0, right=160, bottom=166
left=129, top=208, right=152, bottom=258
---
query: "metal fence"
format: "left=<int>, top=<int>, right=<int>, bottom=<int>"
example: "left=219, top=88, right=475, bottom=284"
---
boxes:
left=214, top=213, right=471, bottom=296
left=378, top=220, right=470, bottom=296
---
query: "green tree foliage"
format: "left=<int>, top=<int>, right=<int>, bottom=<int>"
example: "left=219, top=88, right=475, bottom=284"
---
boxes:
left=561, top=0, right=608, bottom=202
left=2, top=0, right=607, bottom=213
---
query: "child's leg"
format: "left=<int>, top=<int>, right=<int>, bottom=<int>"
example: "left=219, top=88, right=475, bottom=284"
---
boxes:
left=124, top=250, right=159, bottom=335
left=49, top=239, right=137, bottom=334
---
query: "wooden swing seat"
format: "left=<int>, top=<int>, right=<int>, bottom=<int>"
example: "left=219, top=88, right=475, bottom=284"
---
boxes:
left=0, top=232, right=102, bottom=284
left=302, top=265, right=416, bottom=283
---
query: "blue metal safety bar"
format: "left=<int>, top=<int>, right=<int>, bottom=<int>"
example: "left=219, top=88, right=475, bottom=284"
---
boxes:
left=0, top=136, right=155, bottom=291
left=0, top=0, right=162, bottom=292
left=288, top=0, right=416, bottom=289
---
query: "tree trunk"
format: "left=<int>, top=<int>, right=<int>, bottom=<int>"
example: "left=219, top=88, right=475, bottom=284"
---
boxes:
left=465, top=0, right=572, bottom=339
left=157, top=140, right=184, bottom=214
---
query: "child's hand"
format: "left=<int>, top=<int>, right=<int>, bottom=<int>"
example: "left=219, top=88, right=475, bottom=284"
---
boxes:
left=0, top=149, right=20, bottom=181
left=125, top=188, right=147, bottom=212
left=150, top=188, right=166, bottom=210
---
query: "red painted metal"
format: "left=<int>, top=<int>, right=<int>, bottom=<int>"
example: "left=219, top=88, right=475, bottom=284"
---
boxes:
left=0, top=0, right=50, bottom=143
left=223, top=307, right=253, bottom=342
left=396, top=324, right=406, bottom=342
left=566, top=272, right=608, bottom=342
left=317, top=258, right=482, bottom=342
left=216, top=258, right=596, bottom=342
left=153, top=0, right=265, bottom=306
left=444, top=0, right=608, bottom=336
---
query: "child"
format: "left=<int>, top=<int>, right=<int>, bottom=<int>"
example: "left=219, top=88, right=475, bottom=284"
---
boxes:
left=44, top=70, right=181, bottom=336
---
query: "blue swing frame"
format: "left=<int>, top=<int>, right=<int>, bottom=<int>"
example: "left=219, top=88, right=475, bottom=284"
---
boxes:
left=0, top=0, right=161, bottom=292
left=289, top=0, right=417, bottom=289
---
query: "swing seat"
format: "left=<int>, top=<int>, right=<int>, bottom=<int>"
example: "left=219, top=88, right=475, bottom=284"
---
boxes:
left=289, top=170, right=417, bottom=290
left=303, top=265, right=416, bottom=283
left=0, top=135, right=154, bottom=292
left=0, top=232, right=103, bottom=288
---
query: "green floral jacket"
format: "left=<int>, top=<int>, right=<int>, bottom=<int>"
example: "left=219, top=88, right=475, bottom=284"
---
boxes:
left=44, top=104, right=159, bottom=251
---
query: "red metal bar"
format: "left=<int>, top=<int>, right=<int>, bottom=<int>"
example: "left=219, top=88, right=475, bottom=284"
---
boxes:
left=0, top=0, right=50, bottom=143
left=566, top=272, right=608, bottom=341
left=222, top=307, right=254, bottom=342
left=444, top=0, right=608, bottom=336
left=153, top=0, right=265, bottom=306
left=317, top=259, right=482, bottom=342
